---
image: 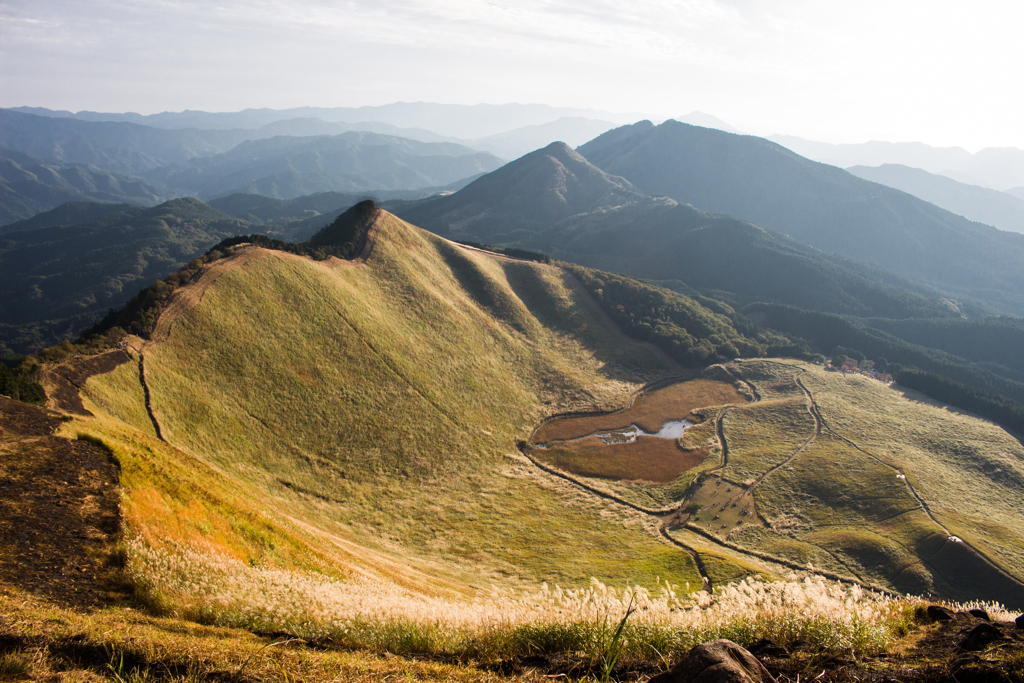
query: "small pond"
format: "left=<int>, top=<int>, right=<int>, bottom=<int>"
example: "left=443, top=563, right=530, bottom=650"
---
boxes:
left=540, top=419, right=695, bottom=447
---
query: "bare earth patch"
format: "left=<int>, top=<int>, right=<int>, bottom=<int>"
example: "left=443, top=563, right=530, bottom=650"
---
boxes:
left=0, top=396, right=129, bottom=608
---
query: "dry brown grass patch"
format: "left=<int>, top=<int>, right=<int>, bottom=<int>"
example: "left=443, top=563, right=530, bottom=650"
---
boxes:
left=531, top=438, right=708, bottom=482
left=535, top=377, right=747, bottom=442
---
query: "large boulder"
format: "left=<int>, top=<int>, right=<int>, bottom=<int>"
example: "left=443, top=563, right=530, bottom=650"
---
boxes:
left=958, top=623, right=1002, bottom=652
left=926, top=605, right=954, bottom=621
left=649, top=639, right=777, bottom=683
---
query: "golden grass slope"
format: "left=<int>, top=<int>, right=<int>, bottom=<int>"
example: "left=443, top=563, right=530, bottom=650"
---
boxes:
left=725, top=360, right=1024, bottom=606
left=49, top=210, right=1024, bottom=631
left=71, top=211, right=772, bottom=622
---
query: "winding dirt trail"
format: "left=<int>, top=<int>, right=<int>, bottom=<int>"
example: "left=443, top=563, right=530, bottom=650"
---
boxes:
left=521, top=358, right=1024, bottom=598
left=744, top=370, right=821, bottom=488
left=805, top=378, right=1024, bottom=594
left=740, top=361, right=1024, bottom=595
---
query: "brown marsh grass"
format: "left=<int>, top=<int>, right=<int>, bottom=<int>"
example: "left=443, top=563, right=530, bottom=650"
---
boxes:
left=535, top=378, right=748, bottom=443
left=531, top=438, right=708, bottom=482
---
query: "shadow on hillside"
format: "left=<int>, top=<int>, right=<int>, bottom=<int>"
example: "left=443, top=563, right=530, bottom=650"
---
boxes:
left=0, top=396, right=132, bottom=608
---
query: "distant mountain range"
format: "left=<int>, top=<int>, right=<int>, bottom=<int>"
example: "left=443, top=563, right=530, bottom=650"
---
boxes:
left=847, top=164, right=1024, bottom=235
left=146, top=131, right=504, bottom=200
left=390, top=142, right=959, bottom=320
left=0, top=111, right=507, bottom=209
left=770, top=135, right=1024, bottom=192
left=7, top=102, right=648, bottom=138
left=6, top=105, right=741, bottom=163
left=577, top=120, right=1024, bottom=316
left=0, top=146, right=164, bottom=225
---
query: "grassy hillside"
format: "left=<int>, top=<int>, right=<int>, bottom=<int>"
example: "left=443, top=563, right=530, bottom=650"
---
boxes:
left=717, top=360, right=1024, bottom=605
left=71, top=212, right=791, bottom=620
left=3, top=210, right=1022, bottom=682
left=390, top=150, right=957, bottom=320
left=49, top=210, right=1021, bottom=624
left=578, top=120, right=1024, bottom=316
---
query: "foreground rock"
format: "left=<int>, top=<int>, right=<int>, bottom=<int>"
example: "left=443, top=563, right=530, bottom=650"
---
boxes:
left=649, top=639, right=777, bottom=683
left=959, top=622, right=1003, bottom=651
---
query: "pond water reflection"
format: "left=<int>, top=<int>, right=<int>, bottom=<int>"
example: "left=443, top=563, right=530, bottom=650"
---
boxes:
left=584, top=419, right=695, bottom=445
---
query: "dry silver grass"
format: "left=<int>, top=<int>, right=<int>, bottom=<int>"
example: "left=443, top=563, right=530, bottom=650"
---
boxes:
left=127, top=538, right=940, bottom=661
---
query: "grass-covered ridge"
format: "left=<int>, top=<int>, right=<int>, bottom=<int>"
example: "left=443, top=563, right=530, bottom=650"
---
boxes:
left=6, top=208, right=1024, bottom=679
left=75, top=210, right=780, bottom=616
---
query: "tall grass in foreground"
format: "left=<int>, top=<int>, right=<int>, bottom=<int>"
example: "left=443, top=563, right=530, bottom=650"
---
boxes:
left=121, top=538, right=1009, bottom=663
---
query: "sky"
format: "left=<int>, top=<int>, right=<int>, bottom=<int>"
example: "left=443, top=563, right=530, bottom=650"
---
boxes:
left=2, top=0, right=1022, bottom=151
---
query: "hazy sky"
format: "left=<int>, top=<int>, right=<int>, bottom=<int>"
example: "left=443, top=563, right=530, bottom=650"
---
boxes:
left=2, top=0, right=1021, bottom=150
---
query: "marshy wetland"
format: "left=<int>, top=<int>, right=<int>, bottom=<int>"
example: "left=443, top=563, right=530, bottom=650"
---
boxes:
left=527, top=377, right=749, bottom=483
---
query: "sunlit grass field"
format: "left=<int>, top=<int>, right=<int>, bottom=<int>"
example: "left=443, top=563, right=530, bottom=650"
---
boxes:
left=724, top=359, right=1024, bottom=605
left=33, top=214, right=1024, bottom=678
left=74, top=213, right=734, bottom=610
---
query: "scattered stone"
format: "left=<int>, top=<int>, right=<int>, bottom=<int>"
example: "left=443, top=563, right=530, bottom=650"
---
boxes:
left=649, top=640, right=777, bottom=683
left=926, top=605, right=954, bottom=621
left=958, top=623, right=1002, bottom=652
left=968, top=608, right=990, bottom=621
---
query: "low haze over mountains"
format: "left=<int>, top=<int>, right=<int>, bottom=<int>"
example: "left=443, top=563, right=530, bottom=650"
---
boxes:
left=771, top=134, right=1024, bottom=192
left=847, top=164, right=1024, bottom=235
left=0, top=146, right=164, bottom=225
left=146, top=132, right=504, bottom=200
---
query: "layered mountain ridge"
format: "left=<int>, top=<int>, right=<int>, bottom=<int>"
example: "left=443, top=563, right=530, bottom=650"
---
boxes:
left=578, top=120, right=1024, bottom=315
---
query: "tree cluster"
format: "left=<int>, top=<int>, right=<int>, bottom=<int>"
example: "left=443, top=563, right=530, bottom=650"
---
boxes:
left=568, top=265, right=765, bottom=367
left=746, top=303, right=1024, bottom=405
left=0, top=359, right=44, bottom=405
